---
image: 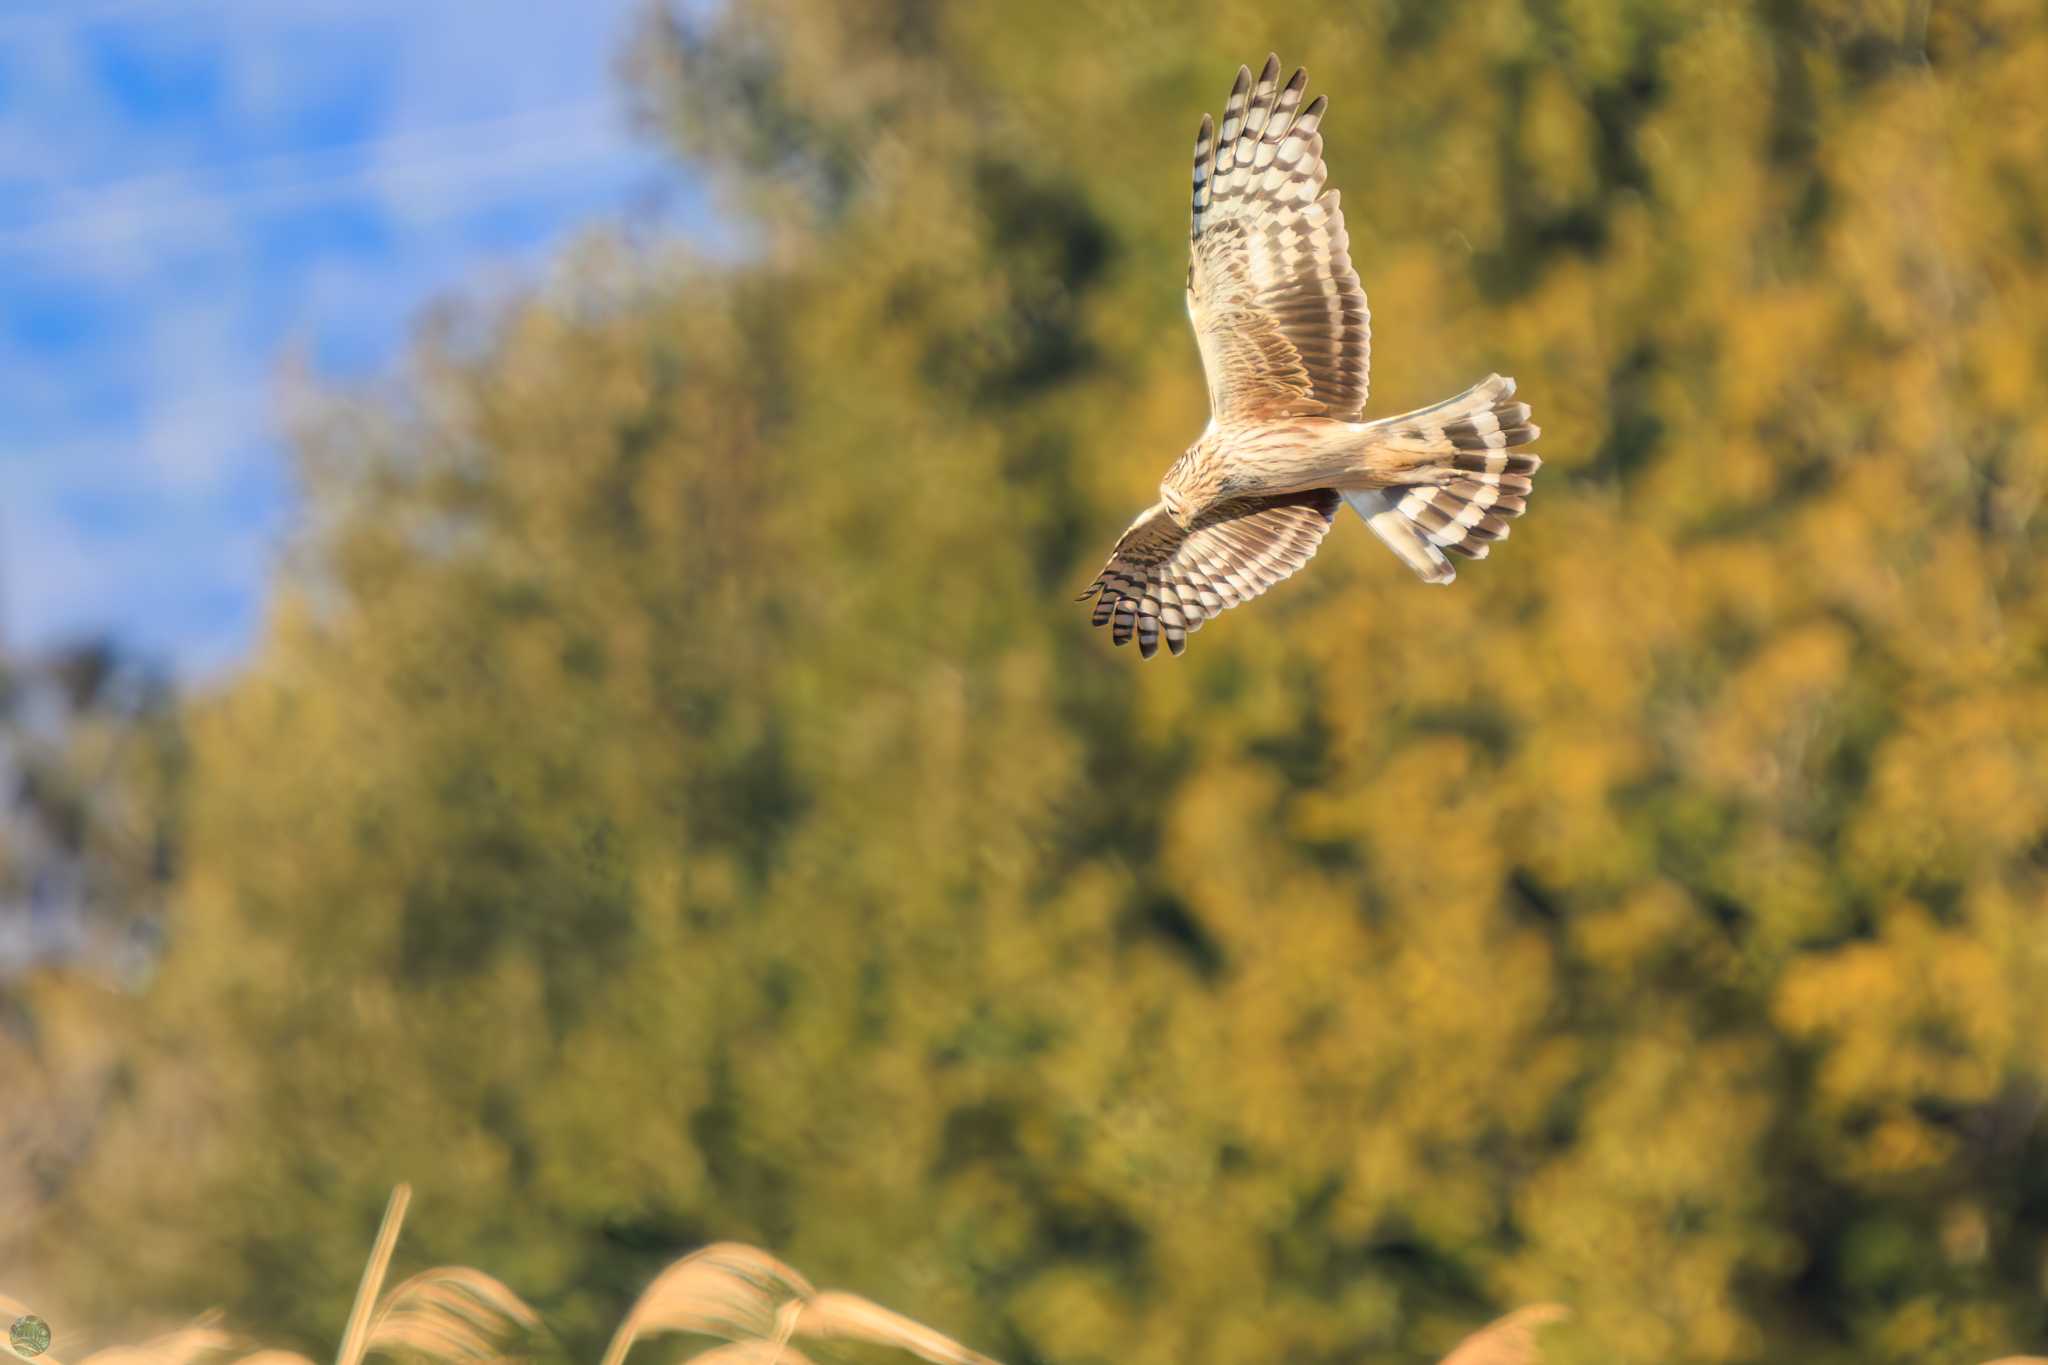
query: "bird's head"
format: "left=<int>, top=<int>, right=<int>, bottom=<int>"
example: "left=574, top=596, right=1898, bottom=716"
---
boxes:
left=1160, top=484, right=1194, bottom=530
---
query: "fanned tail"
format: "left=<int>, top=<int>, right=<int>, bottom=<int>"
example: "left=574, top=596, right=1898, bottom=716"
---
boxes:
left=1345, top=374, right=1542, bottom=584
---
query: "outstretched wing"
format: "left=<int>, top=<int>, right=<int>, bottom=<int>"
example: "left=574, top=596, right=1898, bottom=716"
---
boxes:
left=1077, top=490, right=1340, bottom=658
left=1187, top=56, right=1371, bottom=424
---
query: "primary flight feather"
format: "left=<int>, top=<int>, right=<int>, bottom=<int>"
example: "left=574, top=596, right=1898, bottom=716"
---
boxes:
left=1079, top=55, right=1545, bottom=658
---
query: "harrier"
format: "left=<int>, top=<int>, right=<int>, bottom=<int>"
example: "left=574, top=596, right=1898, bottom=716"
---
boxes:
left=1079, top=56, right=1544, bottom=658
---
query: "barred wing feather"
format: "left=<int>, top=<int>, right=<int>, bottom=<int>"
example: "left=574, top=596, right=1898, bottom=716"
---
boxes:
left=1077, top=490, right=1340, bottom=657
left=1187, top=55, right=1371, bottom=424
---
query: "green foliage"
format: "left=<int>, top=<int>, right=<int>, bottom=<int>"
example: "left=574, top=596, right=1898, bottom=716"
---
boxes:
left=15, top=2, right=2048, bottom=1363
left=0, top=643, right=180, bottom=970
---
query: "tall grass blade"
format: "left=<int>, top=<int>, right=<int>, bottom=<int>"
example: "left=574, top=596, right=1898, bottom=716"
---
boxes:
left=1437, top=1305, right=1568, bottom=1365
left=777, top=1294, right=998, bottom=1365
left=77, top=1317, right=234, bottom=1365
left=597, top=1244, right=813, bottom=1365
left=364, top=1268, right=540, bottom=1363
left=335, top=1186, right=412, bottom=1365
left=691, top=1344, right=820, bottom=1365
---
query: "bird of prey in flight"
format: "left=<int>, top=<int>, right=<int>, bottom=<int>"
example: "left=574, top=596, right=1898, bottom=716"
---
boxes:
left=1079, top=55, right=1544, bottom=658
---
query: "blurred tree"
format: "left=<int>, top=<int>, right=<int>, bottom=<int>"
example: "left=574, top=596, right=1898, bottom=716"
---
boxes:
left=0, top=642, right=178, bottom=978
left=17, top=2, right=2048, bottom=1364
left=0, top=641, right=179, bottom=1299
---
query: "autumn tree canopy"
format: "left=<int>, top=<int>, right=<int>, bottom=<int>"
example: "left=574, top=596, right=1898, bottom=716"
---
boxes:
left=12, top=4, right=2048, bottom=1364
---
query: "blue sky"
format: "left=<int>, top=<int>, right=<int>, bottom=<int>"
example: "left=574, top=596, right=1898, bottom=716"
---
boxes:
left=0, top=0, right=702, bottom=678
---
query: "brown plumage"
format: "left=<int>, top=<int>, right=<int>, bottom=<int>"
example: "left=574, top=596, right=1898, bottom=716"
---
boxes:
left=1079, top=55, right=1546, bottom=657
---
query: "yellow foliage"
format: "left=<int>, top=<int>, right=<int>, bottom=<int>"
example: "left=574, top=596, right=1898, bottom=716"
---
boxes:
left=12, top=3, right=2048, bottom=1364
